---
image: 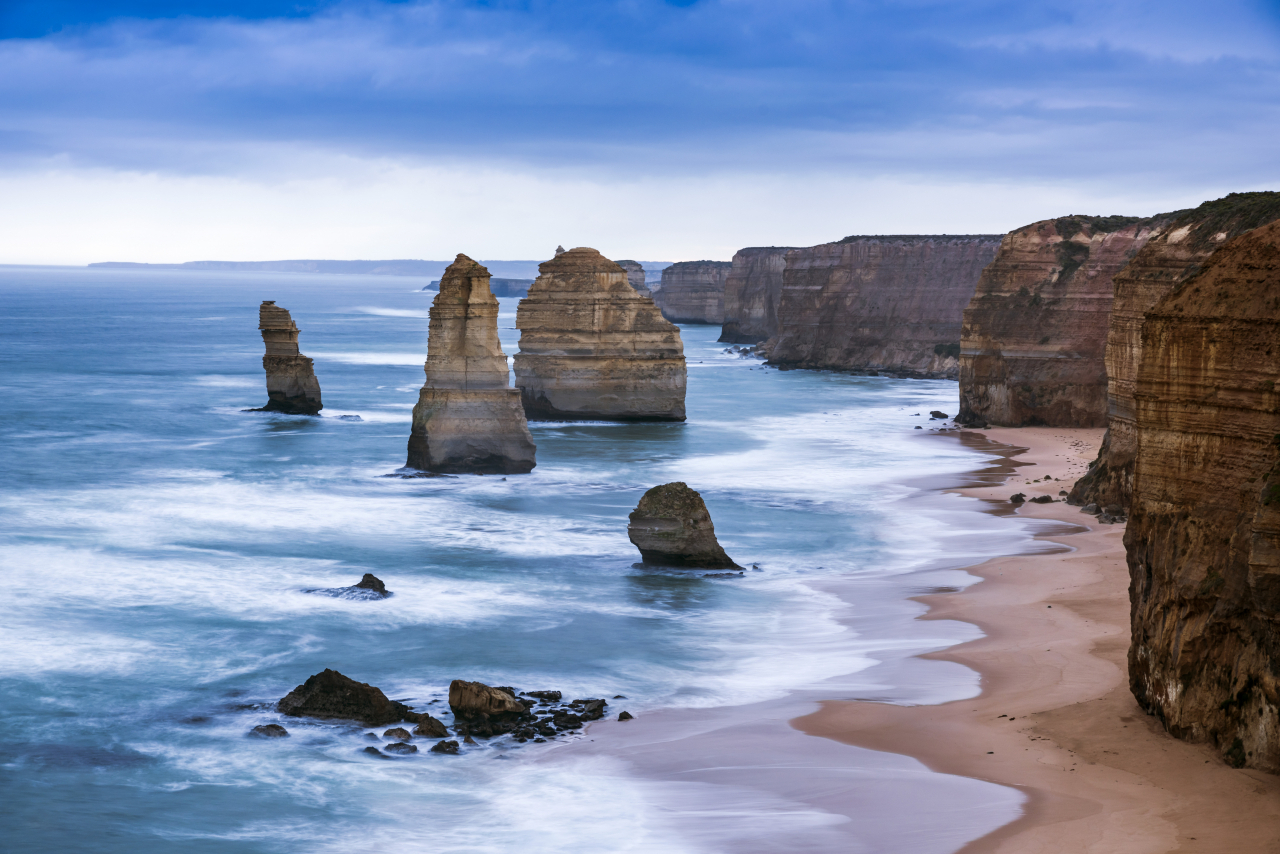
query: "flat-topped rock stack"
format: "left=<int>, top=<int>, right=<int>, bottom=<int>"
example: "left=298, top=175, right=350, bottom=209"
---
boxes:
left=718, top=247, right=795, bottom=344
left=654, top=261, right=733, bottom=324
left=406, top=254, right=536, bottom=474
left=615, top=260, right=652, bottom=298
left=254, top=301, right=323, bottom=415
left=514, top=248, right=687, bottom=421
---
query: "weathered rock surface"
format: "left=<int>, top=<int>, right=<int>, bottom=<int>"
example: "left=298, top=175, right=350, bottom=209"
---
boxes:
left=412, top=715, right=449, bottom=738
left=767, top=235, right=1001, bottom=377
left=627, top=482, right=739, bottom=568
left=718, top=247, right=795, bottom=344
left=406, top=254, right=536, bottom=474
left=278, top=669, right=416, bottom=725
left=958, top=215, right=1175, bottom=427
left=429, top=739, right=460, bottom=754
left=654, top=261, right=733, bottom=324
left=448, top=680, right=526, bottom=718
left=615, top=260, right=652, bottom=298
left=253, top=301, right=322, bottom=414
left=514, top=248, right=687, bottom=421
left=250, top=724, right=289, bottom=738
left=1071, top=192, right=1280, bottom=508
left=1125, top=220, right=1280, bottom=772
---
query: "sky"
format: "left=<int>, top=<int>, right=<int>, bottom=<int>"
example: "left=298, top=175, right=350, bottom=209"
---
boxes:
left=1, top=0, right=1278, bottom=264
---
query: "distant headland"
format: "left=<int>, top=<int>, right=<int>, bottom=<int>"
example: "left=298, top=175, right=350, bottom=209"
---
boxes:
left=88, top=258, right=673, bottom=281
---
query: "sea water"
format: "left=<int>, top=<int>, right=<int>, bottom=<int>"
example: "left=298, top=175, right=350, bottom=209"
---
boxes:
left=0, top=265, right=1041, bottom=852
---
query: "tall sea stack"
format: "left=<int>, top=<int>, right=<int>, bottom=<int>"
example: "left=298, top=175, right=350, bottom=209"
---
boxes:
left=255, top=301, right=323, bottom=415
left=514, top=247, right=687, bottom=421
left=654, top=261, right=733, bottom=324
left=1070, top=192, right=1280, bottom=509
left=958, top=215, right=1172, bottom=427
left=405, top=254, right=536, bottom=474
left=718, top=247, right=795, bottom=344
left=615, top=260, right=652, bottom=298
left=766, top=235, right=1001, bottom=377
left=1125, top=220, right=1280, bottom=772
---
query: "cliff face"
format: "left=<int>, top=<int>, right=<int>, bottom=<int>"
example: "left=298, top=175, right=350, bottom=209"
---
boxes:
left=1125, top=220, right=1280, bottom=772
left=514, top=248, right=687, bottom=421
left=718, top=247, right=794, bottom=344
left=766, top=235, right=1001, bottom=377
left=1071, top=193, right=1280, bottom=508
left=614, top=260, right=652, bottom=298
left=654, top=261, right=733, bottom=324
left=255, top=301, right=322, bottom=414
left=406, top=254, right=536, bottom=474
left=958, top=215, right=1173, bottom=427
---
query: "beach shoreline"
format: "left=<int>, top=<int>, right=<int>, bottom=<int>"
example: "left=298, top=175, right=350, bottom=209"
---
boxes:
left=795, top=426, right=1280, bottom=853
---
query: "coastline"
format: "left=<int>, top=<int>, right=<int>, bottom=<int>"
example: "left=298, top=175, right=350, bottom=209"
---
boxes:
left=795, top=426, right=1280, bottom=852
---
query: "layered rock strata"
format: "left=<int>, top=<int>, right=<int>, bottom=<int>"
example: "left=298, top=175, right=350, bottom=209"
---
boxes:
left=1071, top=192, right=1280, bottom=508
left=718, top=247, right=794, bottom=344
left=1125, top=220, right=1280, bottom=772
left=654, top=261, right=733, bottom=323
left=406, top=254, right=536, bottom=474
left=514, top=248, right=687, bottom=421
left=254, top=301, right=323, bottom=414
left=958, top=215, right=1175, bottom=427
left=767, top=235, right=1001, bottom=377
left=615, top=260, right=652, bottom=298
left=627, top=482, right=739, bottom=568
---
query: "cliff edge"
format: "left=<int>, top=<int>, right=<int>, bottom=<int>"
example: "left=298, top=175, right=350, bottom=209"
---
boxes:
left=654, top=261, right=733, bottom=324
left=718, top=247, right=795, bottom=344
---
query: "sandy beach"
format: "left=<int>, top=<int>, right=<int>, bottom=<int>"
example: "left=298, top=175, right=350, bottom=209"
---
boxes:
left=796, top=427, right=1280, bottom=853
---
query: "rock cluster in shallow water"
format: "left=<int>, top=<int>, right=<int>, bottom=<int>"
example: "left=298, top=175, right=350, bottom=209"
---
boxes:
left=253, top=301, right=323, bottom=415
left=277, top=669, right=417, bottom=726
left=627, top=482, right=739, bottom=569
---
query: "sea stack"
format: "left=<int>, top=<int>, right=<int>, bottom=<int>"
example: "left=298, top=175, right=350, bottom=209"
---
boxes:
left=514, top=247, right=687, bottom=421
left=405, top=254, right=536, bottom=474
left=1070, top=192, right=1280, bottom=509
left=1125, top=219, right=1280, bottom=772
left=627, top=482, right=739, bottom=569
left=255, top=301, right=323, bottom=414
left=718, top=247, right=796, bottom=344
left=654, top=261, right=733, bottom=324
left=615, top=260, right=652, bottom=298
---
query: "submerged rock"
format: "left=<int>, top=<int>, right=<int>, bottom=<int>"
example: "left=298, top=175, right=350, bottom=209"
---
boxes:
left=627, top=482, right=740, bottom=569
left=430, top=739, right=460, bottom=754
left=249, top=724, right=289, bottom=738
left=278, top=669, right=416, bottom=726
left=354, top=574, right=388, bottom=596
left=303, top=573, right=391, bottom=601
left=252, top=301, right=323, bottom=415
left=384, top=742, right=418, bottom=755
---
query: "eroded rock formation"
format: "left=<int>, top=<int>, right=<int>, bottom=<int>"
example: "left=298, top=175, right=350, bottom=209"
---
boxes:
left=767, top=235, right=1001, bottom=377
left=1070, top=192, right=1280, bottom=508
left=1125, top=220, right=1280, bottom=772
left=514, top=248, right=686, bottom=421
left=958, top=215, right=1175, bottom=427
left=278, top=669, right=417, bottom=725
left=615, top=260, right=652, bottom=298
left=254, top=301, right=323, bottom=414
left=627, top=482, right=739, bottom=568
left=654, top=261, right=733, bottom=323
left=406, top=254, right=536, bottom=474
left=718, top=247, right=795, bottom=344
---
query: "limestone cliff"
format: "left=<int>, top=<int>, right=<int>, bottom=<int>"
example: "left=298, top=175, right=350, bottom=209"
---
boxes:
left=766, top=235, right=1001, bottom=377
left=1071, top=193, right=1280, bottom=508
left=254, top=301, right=323, bottom=415
left=406, top=254, right=536, bottom=474
left=718, top=247, right=794, bottom=344
left=958, top=215, right=1173, bottom=427
left=615, top=260, right=652, bottom=298
left=514, top=248, right=686, bottom=421
left=1125, top=220, right=1280, bottom=772
left=654, top=261, right=733, bottom=324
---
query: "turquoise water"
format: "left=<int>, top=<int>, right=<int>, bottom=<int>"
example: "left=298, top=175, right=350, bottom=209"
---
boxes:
left=0, top=265, right=1024, bottom=852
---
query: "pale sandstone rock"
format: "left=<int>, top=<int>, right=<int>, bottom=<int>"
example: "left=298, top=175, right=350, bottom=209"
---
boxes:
left=1125, top=220, right=1280, bottom=772
left=627, top=482, right=739, bottom=569
left=615, top=260, right=652, bottom=298
left=405, top=254, right=536, bottom=474
left=514, top=247, right=686, bottom=421
left=654, top=261, right=733, bottom=324
left=767, top=235, right=1001, bottom=377
left=255, top=301, right=323, bottom=414
left=448, top=680, right=526, bottom=717
left=718, top=247, right=795, bottom=344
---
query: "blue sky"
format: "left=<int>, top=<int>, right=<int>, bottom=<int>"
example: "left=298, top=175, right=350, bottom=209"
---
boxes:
left=1, top=0, right=1277, bottom=263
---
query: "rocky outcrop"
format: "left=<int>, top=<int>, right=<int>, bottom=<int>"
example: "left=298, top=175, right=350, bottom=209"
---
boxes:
left=514, top=248, right=686, bottom=421
left=615, top=260, right=652, bottom=298
left=278, top=669, right=417, bottom=725
left=718, top=247, right=794, bottom=344
left=303, top=572, right=392, bottom=600
left=1125, top=220, right=1280, bottom=772
left=958, top=215, right=1177, bottom=427
left=767, top=235, right=1001, bottom=377
left=654, top=261, right=733, bottom=323
left=406, top=254, right=536, bottom=474
left=627, top=482, right=739, bottom=568
left=253, top=301, right=322, bottom=414
left=1071, top=192, right=1280, bottom=508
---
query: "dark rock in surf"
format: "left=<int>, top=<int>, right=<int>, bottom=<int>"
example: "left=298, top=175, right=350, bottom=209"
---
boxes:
left=278, top=669, right=416, bottom=726
left=571, top=699, right=607, bottom=721
left=362, top=746, right=386, bottom=757
left=250, top=724, right=290, bottom=738
left=618, top=711, right=634, bottom=721
left=413, top=715, right=449, bottom=738
left=382, top=727, right=412, bottom=741
left=627, top=482, right=740, bottom=569
left=448, top=679, right=535, bottom=738
left=1009, top=493, right=1026, bottom=504
left=524, top=690, right=562, bottom=702
left=354, top=574, right=389, bottom=596
left=930, top=410, right=949, bottom=419
left=384, top=742, right=418, bottom=755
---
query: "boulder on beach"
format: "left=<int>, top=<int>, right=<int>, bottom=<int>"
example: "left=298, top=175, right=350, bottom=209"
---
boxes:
left=278, top=669, right=416, bottom=726
left=627, top=482, right=740, bottom=569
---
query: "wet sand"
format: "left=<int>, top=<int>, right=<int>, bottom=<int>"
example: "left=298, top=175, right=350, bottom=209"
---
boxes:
left=795, top=426, right=1280, bottom=853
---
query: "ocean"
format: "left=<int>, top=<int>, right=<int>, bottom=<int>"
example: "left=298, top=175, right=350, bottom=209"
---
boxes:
left=0, top=265, right=1054, bottom=852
